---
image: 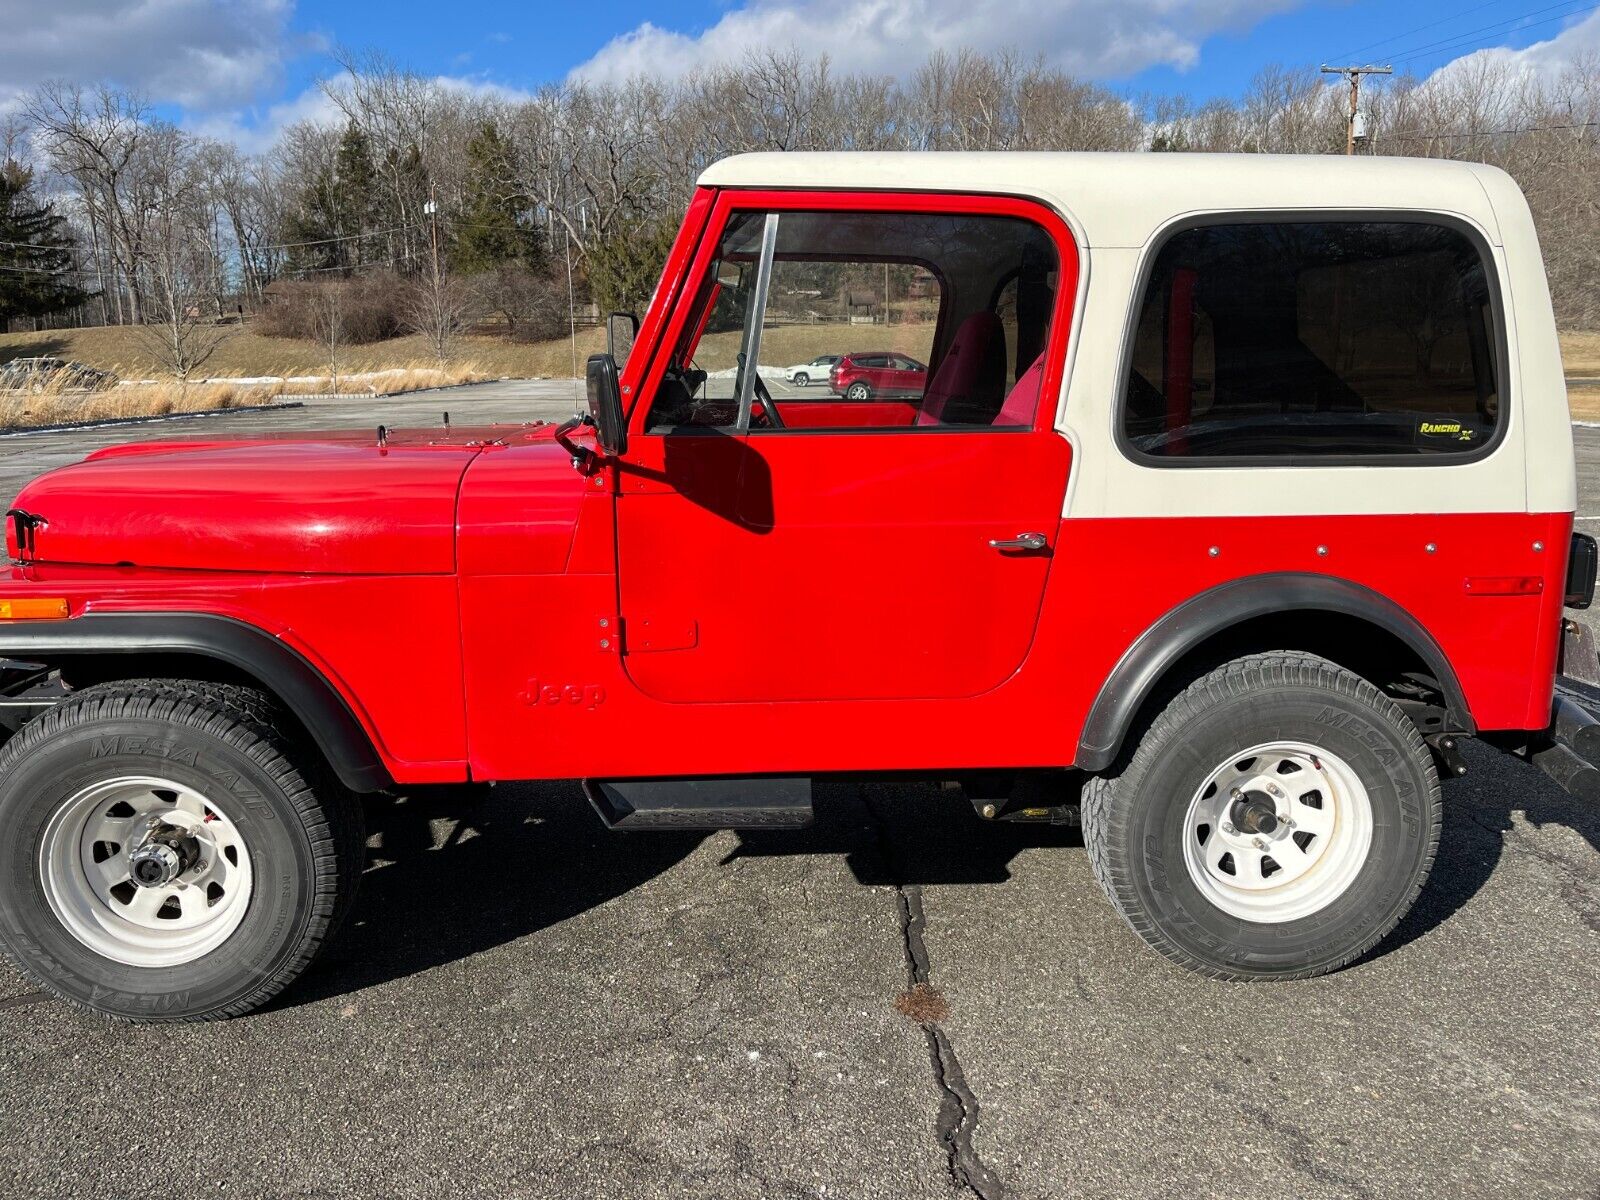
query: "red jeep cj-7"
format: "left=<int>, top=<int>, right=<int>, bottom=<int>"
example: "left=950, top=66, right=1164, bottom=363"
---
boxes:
left=2, top=152, right=1597, bottom=1021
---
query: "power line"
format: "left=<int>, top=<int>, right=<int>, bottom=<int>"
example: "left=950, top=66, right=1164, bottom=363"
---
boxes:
left=1329, top=0, right=1527, bottom=64
left=1388, top=0, right=1600, bottom=66
left=1383, top=117, right=1600, bottom=140
left=0, top=260, right=84, bottom=276
left=0, top=221, right=422, bottom=256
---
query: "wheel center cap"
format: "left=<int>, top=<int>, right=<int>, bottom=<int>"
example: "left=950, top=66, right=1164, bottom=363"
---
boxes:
left=128, top=824, right=200, bottom=888
left=1229, top=791, right=1280, bottom=836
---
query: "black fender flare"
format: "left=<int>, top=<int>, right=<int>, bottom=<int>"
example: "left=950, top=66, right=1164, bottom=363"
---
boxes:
left=1074, top=573, right=1473, bottom=772
left=0, top=613, right=391, bottom=792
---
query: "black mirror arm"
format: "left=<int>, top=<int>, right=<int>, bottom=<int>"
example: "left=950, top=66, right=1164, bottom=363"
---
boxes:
left=554, top=413, right=600, bottom=474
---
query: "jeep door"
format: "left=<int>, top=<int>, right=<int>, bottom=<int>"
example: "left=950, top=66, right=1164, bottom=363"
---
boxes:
left=614, top=192, right=1077, bottom=704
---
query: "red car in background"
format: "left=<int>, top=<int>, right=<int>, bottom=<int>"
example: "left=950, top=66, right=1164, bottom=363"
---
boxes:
left=828, top=351, right=927, bottom=399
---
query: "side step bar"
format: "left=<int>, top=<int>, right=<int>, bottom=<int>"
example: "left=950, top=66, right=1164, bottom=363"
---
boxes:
left=583, top=777, right=814, bottom=830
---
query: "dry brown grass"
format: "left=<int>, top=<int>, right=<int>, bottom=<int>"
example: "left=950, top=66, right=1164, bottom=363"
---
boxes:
left=0, top=378, right=261, bottom=429
left=1561, top=332, right=1600, bottom=421
left=693, top=322, right=937, bottom=374
left=0, top=357, right=496, bottom=429
left=1561, top=331, right=1600, bottom=379
left=0, top=324, right=588, bottom=382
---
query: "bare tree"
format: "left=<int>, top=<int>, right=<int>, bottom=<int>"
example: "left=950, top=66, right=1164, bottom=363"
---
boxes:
left=25, top=83, right=151, bottom=323
left=309, top=280, right=347, bottom=392
left=405, top=265, right=474, bottom=365
left=131, top=126, right=231, bottom=379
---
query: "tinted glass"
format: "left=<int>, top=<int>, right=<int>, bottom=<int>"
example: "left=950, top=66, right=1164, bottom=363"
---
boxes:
left=1122, top=221, right=1501, bottom=460
left=646, top=209, right=1059, bottom=432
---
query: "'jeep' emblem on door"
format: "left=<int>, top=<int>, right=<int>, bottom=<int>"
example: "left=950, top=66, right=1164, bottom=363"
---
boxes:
left=520, top=681, right=607, bottom=710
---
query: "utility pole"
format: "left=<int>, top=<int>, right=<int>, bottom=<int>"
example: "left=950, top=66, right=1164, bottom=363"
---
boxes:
left=1321, top=64, right=1392, bottom=155
left=424, top=187, right=441, bottom=279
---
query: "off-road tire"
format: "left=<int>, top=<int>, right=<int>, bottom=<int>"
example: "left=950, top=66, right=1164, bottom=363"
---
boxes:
left=0, top=680, right=365, bottom=1021
left=1081, top=651, right=1441, bottom=980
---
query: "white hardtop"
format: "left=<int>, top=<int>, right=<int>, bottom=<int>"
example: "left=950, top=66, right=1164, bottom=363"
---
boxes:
left=698, top=151, right=1518, bottom=250
left=699, top=151, right=1572, bottom=518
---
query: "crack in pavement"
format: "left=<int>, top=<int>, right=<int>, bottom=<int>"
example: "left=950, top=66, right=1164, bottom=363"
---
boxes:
left=859, top=788, right=1008, bottom=1200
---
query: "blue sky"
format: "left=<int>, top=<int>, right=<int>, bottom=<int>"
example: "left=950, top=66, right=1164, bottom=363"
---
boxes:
left=286, top=0, right=1600, bottom=96
left=6, top=0, right=1600, bottom=146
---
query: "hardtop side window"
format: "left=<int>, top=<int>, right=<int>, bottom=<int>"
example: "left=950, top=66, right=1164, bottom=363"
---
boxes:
left=1121, top=220, right=1502, bottom=461
left=644, top=208, right=1060, bottom=433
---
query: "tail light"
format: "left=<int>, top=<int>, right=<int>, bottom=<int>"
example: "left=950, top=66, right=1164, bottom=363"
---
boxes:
left=1567, top=532, right=1597, bottom=609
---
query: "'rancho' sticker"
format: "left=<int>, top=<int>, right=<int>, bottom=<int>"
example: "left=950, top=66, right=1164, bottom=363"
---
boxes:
left=1418, top=420, right=1478, bottom=442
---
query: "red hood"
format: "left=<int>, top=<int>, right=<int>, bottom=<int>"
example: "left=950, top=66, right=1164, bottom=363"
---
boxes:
left=7, top=424, right=563, bottom=575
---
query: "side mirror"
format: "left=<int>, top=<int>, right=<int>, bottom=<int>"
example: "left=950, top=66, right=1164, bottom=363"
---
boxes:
left=585, top=353, right=627, bottom=457
left=606, top=311, right=639, bottom=367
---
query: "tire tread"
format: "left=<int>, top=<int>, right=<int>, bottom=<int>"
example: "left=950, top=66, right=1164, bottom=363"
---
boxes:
left=1081, top=650, right=1442, bottom=981
left=0, top=679, right=364, bottom=1021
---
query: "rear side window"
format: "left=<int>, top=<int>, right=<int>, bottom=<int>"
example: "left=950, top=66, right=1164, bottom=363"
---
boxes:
left=1121, top=220, right=1502, bottom=462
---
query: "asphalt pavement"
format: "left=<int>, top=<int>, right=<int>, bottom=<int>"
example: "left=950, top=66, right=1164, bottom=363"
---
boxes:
left=0, top=381, right=1596, bottom=1199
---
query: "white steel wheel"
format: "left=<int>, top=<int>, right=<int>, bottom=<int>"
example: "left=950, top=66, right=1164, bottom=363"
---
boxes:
left=38, top=775, right=254, bottom=968
left=1180, top=741, right=1373, bottom=924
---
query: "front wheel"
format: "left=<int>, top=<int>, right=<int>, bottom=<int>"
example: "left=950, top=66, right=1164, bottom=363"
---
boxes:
left=792, top=371, right=809, bottom=387
left=0, top=681, right=365, bottom=1020
left=1082, top=651, right=1440, bottom=980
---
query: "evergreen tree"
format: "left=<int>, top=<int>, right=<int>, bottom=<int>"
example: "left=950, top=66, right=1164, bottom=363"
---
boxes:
left=332, top=122, right=379, bottom=269
left=586, top=214, right=677, bottom=316
left=284, top=122, right=380, bottom=276
left=283, top=162, right=343, bottom=275
left=0, top=161, right=88, bottom=326
left=454, top=121, right=547, bottom=276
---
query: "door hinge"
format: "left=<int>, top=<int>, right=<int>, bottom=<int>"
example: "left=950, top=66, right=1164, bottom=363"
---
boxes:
left=597, top=615, right=698, bottom=654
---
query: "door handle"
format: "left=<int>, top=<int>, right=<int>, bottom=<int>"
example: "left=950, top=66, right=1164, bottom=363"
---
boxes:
left=989, top=532, right=1048, bottom=552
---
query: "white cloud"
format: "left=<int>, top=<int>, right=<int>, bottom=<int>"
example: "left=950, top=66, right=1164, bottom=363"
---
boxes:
left=571, top=0, right=1304, bottom=83
left=185, top=84, right=346, bottom=154
left=188, top=73, right=535, bottom=155
left=0, top=0, right=303, bottom=110
left=1425, top=8, right=1600, bottom=89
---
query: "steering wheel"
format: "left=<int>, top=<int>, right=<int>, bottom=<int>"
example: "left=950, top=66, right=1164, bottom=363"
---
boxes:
left=751, top=372, right=786, bottom=429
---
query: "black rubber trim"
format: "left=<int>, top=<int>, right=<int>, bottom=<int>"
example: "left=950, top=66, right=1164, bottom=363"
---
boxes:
left=1075, top=573, right=1474, bottom=772
left=0, top=614, right=390, bottom=792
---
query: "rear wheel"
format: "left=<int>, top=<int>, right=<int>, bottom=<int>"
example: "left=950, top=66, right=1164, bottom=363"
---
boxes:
left=1082, top=651, right=1440, bottom=979
left=0, top=681, right=365, bottom=1020
left=845, top=381, right=871, bottom=401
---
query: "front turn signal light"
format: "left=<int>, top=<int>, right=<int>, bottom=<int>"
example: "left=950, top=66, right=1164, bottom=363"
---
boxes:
left=0, top=597, right=70, bottom=620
